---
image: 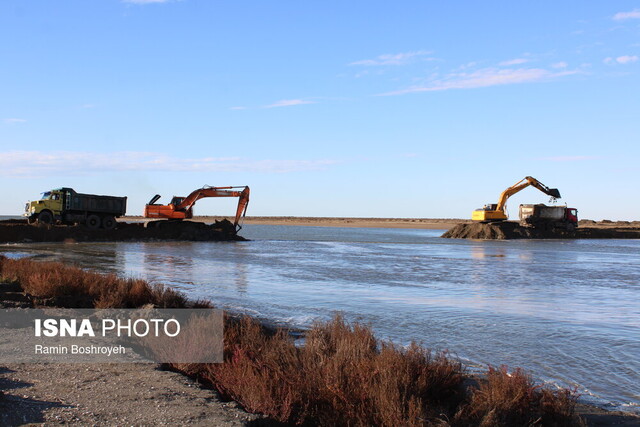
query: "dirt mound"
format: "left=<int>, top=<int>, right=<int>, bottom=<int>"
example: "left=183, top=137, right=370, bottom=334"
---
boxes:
left=442, top=222, right=640, bottom=240
left=0, top=219, right=245, bottom=243
left=442, top=222, right=534, bottom=239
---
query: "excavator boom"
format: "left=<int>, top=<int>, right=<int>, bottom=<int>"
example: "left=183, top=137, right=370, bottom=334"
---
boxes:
left=472, top=176, right=560, bottom=222
left=144, top=185, right=250, bottom=231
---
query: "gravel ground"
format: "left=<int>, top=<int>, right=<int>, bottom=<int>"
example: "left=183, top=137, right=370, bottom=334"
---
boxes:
left=0, top=362, right=262, bottom=426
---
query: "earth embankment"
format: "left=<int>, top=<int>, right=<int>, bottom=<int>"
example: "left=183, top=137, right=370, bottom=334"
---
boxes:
left=442, top=221, right=640, bottom=240
left=0, top=219, right=244, bottom=243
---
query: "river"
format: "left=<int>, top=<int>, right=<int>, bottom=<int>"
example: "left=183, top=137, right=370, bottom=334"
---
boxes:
left=1, top=223, right=638, bottom=414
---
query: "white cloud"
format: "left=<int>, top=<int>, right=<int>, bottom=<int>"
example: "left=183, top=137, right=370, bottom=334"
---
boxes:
left=123, top=0, right=173, bottom=3
left=538, top=156, right=598, bottom=162
left=613, top=9, right=640, bottom=20
left=263, top=99, right=316, bottom=108
left=499, top=58, right=529, bottom=66
left=3, top=118, right=26, bottom=124
left=551, top=62, right=568, bottom=69
left=379, top=67, right=577, bottom=96
left=229, top=106, right=247, bottom=110
left=0, top=151, right=338, bottom=176
left=350, top=51, right=433, bottom=66
left=616, top=55, right=639, bottom=64
left=604, top=55, right=639, bottom=65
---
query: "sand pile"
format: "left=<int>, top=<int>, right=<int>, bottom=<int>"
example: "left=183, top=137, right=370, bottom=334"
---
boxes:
left=442, top=222, right=536, bottom=239
left=442, top=222, right=640, bottom=240
left=0, top=219, right=244, bottom=243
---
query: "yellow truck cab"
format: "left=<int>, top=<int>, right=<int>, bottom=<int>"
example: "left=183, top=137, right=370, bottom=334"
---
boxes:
left=25, top=190, right=64, bottom=222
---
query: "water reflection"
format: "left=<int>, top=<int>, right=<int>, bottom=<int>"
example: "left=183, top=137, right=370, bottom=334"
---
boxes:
left=1, top=227, right=639, bottom=414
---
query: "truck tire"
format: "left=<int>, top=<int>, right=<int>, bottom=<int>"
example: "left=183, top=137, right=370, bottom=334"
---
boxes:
left=102, top=216, right=116, bottom=230
left=86, top=214, right=101, bottom=229
left=37, top=211, right=53, bottom=225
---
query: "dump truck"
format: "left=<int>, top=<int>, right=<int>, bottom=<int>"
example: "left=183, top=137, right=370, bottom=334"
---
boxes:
left=519, top=204, right=578, bottom=231
left=25, top=188, right=127, bottom=229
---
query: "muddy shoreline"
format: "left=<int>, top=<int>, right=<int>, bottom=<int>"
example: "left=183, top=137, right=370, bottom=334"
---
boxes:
left=0, top=219, right=244, bottom=244
left=442, top=221, right=640, bottom=240
left=3, top=217, right=639, bottom=244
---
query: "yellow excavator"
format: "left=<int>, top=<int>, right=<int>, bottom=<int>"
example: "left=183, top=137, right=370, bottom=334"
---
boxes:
left=472, top=176, right=561, bottom=222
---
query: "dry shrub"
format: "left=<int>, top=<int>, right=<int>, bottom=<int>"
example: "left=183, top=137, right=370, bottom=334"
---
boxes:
left=175, top=315, right=466, bottom=426
left=538, top=388, right=585, bottom=427
left=203, top=316, right=306, bottom=423
left=453, top=365, right=582, bottom=427
left=174, top=318, right=583, bottom=426
left=143, top=312, right=223, bottom=363
left=0, top=256, right=187, bottom=309
left=301, top=318, right=464, bottom=426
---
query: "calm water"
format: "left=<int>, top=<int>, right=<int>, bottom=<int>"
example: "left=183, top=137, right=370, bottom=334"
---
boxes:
left=2, top=224, right=639, bottom=413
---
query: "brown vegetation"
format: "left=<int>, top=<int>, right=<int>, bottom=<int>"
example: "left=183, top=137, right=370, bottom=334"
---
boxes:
left=0, top=256, right=187, bottom=308
left=0, top=256, right=583, bottom=426
left=172, top=316, right=582, bottom=426
left=453, top=366, right=583, bottom=426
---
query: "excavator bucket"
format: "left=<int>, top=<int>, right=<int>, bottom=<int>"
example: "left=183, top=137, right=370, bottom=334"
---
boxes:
left=548, top=188, right=561, bottom=199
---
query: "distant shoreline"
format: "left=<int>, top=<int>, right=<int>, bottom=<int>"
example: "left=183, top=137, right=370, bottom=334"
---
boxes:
left=120, top=216, right=471, bottom=230
left=119, top=216, right=640, bottom=231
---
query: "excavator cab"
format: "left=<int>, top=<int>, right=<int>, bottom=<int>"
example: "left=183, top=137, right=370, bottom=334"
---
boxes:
left=170, top=196, right=185, bottom=206
left=480, top=204, right=498, bottom=211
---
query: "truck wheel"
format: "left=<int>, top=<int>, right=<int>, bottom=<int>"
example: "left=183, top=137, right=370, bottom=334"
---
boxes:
left=37, top=211, right=53, bottom=225
left=86, top=214, right=101, bottom=229
left=566, top=223, right=576, bottom=232
left=102, top=216, right=116, bottom=230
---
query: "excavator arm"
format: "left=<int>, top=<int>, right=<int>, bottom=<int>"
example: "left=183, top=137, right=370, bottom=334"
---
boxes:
left=144, top=185, right=250, bottom=231
left=495, top=176, right=560, bottom=212
left=472, top=176, right=560, bottom=222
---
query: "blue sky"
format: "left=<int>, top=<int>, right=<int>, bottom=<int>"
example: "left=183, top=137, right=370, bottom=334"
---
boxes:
left=1, top=1, right=639, bottom=220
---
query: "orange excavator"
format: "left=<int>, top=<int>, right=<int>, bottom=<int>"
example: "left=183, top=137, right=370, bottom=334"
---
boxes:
left=144, top=185, right=250, bottom=231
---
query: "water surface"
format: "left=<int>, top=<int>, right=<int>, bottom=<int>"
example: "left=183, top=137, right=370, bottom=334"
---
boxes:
left=2, top=224, right=639, bottom=413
